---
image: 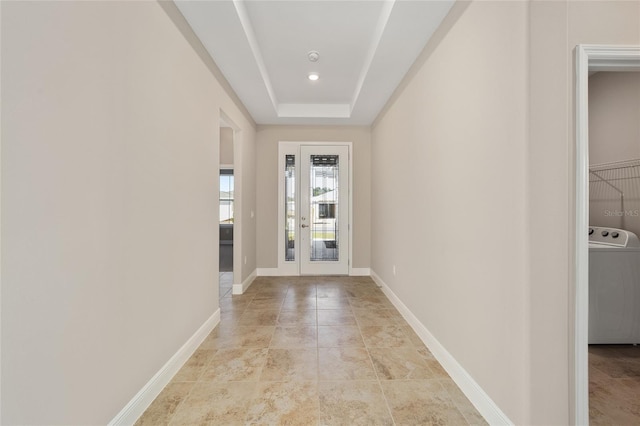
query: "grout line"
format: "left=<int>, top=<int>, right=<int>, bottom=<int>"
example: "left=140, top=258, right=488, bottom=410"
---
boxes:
left=162, top=276, right=408, bottom=425
left=315, top=290, right=322, bottom=426
left=165, top=379, right=200, bottom=426
left=352, top=290, right=398, bottom=426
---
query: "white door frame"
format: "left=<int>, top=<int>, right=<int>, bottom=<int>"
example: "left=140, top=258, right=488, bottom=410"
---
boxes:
left=574, top=44, right=640, bottom=425
left=277, top=141, right=353, bottom=276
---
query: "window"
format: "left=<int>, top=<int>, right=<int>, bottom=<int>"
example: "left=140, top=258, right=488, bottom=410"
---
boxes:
left=285, top=155, right=295, bottom=261
left=220, top=170, right=234, bottom=224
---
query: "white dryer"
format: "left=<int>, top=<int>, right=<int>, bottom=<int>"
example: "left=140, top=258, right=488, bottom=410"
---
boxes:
left=589, top=226, right=640, bottom=344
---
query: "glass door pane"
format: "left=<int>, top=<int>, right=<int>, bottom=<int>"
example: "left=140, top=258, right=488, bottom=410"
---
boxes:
left=309, top=155, right=339, bottom=261
left=300, top=145, right=349, bottom=275
left=285, top=155, right=296, bottom=261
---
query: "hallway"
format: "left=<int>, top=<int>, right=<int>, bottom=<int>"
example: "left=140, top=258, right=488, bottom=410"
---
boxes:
left=136, top=276, right=485, bottom=425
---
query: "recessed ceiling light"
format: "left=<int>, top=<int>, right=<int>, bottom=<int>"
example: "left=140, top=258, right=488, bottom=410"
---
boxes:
left=308, top=73, right=319, bottom=81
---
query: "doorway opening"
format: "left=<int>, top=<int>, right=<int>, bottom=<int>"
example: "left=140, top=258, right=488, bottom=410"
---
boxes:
left=574, top=44, right=640, bottom=425
left=218, top=166, right=234, bottom=298
left=219, top=111, right=240, bottom=298
left=278, top=142, right=352, bottom=276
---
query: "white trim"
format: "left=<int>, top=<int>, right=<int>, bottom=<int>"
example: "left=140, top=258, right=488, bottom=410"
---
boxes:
left=256, top=267, right=367, bottom=277
left=277, top=141, right=354, bottom=276
left=219, top=109, right=243, bottom=299
left=348, top=144, right=354, bottom=280
left=277, top=142, right=300, bottom=276
left=219, top=164, right=234, bottom=170
left=584, top=45, right=640, bottom=71
left=573, top=44, right=640, bottom=426
left=257, top=267, right=285, bottom=276
left=370, top=270, right=512, bottom=426
left=574, top=44, right=590, bottom=426
left=349, top=267, right=370, bottom=276
left=233, top=268, right=256, bottom=295
left=109, top=310, right=220, bottom=426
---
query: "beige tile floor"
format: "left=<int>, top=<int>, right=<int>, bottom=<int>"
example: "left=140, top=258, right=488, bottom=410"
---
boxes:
left=136, top=276, right=486, bottom=425
left=589, top=345, right=640, bottom=425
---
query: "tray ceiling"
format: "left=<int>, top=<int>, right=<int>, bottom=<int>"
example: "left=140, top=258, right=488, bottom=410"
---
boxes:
left=175, top=0, right=455, bottom=125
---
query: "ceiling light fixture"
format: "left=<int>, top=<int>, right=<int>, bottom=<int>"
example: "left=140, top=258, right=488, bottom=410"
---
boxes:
left=308, top=73, right=319, bottom=81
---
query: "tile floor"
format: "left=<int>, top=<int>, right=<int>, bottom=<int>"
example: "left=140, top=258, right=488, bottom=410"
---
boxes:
left=220, top=272, right=233, bottom=299
left=220, top=244, right=233, bottom=273
left=136, top=276, right=486, bottom=425
left=589, top=344, right=640, bottom=425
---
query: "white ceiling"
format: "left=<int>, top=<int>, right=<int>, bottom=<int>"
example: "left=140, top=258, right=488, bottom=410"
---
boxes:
left=175, top=0, right=455, bottom=125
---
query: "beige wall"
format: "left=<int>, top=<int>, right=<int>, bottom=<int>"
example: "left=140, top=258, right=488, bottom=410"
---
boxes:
left=372, top=1, right=528, bottom=422
left=236, top=125, right=258, bottom=281
left=220, top=127, right=234, bottom=165
left=589, top=72, right=640, bottom=164
left=373, top=0, right=639, bottom=424
left=1, top=1, right=255, bottom=424
left=3, top=1, right=638, bottom=424
left=529, top=1, right=640, bottom=424
left=589, top=72, right=640, bottom=236
left=256, top=126, right=371, bottom=270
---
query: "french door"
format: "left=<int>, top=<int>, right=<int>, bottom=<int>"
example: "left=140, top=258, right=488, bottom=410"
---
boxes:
left=279, top=143, right=350, bottom=275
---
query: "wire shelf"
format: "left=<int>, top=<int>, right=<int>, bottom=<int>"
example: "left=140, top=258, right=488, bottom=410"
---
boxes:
left=589, top=159, right=640, bottom=231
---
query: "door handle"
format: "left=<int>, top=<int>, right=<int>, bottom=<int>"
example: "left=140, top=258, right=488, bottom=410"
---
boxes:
left=301, top=224, right=309, bottom=228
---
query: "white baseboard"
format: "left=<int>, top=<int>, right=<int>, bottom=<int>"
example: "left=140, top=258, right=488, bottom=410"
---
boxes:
left=349, top=267, right=370, bottom=276
left=108, top=310, right=220, bottom=426
left=370, top=270, right=513, bottom=426
left=257, top=267, right=371, bottom=277
left=233, top=269, right=257, bottom=295
left=256, top=268, right=281, bottom=276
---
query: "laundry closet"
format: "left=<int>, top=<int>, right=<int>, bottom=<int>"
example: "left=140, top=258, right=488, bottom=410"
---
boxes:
left=587, top=71, right=640, bottom=424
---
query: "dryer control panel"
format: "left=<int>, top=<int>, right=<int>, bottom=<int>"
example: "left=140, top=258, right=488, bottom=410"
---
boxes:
left=589, top=226, right=640, bottom=247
